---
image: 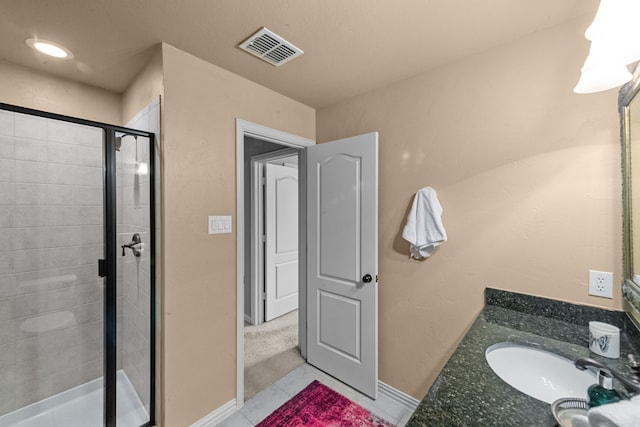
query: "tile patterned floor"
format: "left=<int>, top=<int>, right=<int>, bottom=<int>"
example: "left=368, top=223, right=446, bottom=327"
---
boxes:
left=217, top=363, right=414, bottom=426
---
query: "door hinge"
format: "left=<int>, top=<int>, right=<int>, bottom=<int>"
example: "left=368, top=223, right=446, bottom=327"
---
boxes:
left=98, top=259, right=106, bottom=277
left=262, top=234, right=266, bottom=243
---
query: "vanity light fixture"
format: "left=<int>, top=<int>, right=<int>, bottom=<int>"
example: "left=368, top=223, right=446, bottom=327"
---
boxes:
left=574, top=40, right=633, bottom=93
left=25, top=38, right=74, bottom=59
left=574, top=0, right=640, bottom=94
left=574, top=64, right=632, bottom=94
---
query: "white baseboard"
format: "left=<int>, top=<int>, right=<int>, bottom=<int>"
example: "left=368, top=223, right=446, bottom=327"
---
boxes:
left=190, top=399, right=237, bottom=427
left=244, top=313, right=252, bottom=324
left=378, top=381, right=420, bottom=412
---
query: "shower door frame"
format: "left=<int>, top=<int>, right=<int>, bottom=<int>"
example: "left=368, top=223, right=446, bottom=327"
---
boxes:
left=0, top=102, right=156, bottom=427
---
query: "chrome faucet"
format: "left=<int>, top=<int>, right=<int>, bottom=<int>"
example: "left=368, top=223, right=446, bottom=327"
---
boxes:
left=575, top=357, right=640, bottom=394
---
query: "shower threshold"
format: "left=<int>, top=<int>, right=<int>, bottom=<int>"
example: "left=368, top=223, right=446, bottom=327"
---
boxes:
left=0, top=370, right=148, bottom=427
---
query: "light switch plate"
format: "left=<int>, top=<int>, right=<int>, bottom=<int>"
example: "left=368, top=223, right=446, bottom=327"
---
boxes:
left=208, top=216, right=232, bottom=234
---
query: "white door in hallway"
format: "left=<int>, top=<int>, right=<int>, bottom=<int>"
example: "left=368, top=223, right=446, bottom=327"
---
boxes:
left=264, top=163, right=299, bottom=321
left=306, top=132, right=379, bottom=398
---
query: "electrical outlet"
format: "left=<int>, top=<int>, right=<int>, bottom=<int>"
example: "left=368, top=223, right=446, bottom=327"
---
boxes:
left=589, top=270, right=613, bottom=298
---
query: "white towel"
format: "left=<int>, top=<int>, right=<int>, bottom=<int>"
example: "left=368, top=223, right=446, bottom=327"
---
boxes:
left=588, top=398, right=640, bottom=427
left=402, top=187, right=447, bottom=259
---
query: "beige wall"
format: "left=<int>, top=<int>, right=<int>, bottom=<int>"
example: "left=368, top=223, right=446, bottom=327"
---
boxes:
left=0, top=59, right=121, bottom=124
left=317, top=15, right=621, bottom=398
left=160, top=43, right=314, bottom=425
left=122, top=47, right=164, bottom=125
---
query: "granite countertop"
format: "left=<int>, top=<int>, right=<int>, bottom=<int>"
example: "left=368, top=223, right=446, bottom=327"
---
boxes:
left=406, top=289, right=640, bottom=426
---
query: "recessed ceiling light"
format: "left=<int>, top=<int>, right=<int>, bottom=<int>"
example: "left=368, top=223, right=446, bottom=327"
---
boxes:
left=25, top=38, right=74, bottom=59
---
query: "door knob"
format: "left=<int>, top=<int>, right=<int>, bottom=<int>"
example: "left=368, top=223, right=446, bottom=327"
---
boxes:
left=362, top=274, right=372, bottom=283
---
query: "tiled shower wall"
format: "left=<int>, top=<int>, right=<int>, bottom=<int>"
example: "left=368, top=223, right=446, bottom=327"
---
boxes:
left=0, top=110, right=104, bottom=415
left=118, top=99, right=159, bottom=415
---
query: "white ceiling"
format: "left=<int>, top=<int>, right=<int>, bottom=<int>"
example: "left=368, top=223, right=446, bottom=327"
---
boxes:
left=0, top=0, right=597, bottom=108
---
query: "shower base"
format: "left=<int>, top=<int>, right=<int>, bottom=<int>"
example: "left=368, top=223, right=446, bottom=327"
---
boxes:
left=0, top=370, right=148, bottom=427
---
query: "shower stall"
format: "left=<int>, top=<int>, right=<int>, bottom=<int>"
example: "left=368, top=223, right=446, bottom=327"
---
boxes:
left=0, top=103, right=156, bottom=427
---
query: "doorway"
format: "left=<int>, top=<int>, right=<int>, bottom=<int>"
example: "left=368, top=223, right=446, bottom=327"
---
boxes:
left=237, top=122, right=313, bottom=402
left=244, top=149, right=302, bottom=399
left=236, top=120, right=380, bottom=406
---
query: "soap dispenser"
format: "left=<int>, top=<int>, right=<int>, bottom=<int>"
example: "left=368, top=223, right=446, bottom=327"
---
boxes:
left=587, top=369, right=622, bottom=407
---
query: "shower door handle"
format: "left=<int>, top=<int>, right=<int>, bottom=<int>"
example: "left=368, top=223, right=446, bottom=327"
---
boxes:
left=98, top=259, right=106, bottom=277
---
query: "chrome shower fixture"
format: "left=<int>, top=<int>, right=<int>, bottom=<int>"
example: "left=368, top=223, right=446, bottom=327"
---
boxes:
left=115, top=133, right=138, bottom=152
left=121, top=233, right=143, bottom=257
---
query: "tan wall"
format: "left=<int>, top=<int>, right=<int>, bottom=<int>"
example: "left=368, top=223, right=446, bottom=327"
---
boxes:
left=160, top=43, right=314, bottom=426
left=317, top=15, right=621, bottom=398
left=122, top=47, right=164, bottom=125
left=0, top=59, right=120, bottom=123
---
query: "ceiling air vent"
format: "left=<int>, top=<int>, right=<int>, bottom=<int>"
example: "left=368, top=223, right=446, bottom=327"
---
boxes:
left=239, top=27, right=303, bottom=66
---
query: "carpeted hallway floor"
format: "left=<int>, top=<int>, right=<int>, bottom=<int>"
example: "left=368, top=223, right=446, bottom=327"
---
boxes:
left=244, top=310, right=305, bottom=400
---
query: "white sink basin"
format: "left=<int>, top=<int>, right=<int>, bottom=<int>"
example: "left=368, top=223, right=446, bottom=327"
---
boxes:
left=485, top=343, right=596, bottom=404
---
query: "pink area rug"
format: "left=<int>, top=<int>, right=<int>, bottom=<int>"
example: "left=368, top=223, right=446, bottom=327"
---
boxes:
left=257, top=380, right=395, bottom=427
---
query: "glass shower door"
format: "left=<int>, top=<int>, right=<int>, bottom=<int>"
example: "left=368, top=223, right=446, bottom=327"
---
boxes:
left=0, top=110, right=105, bottom=426
left=114, top=132, right=152, bottom=426
left=0, top=104, right=154, bottom=427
